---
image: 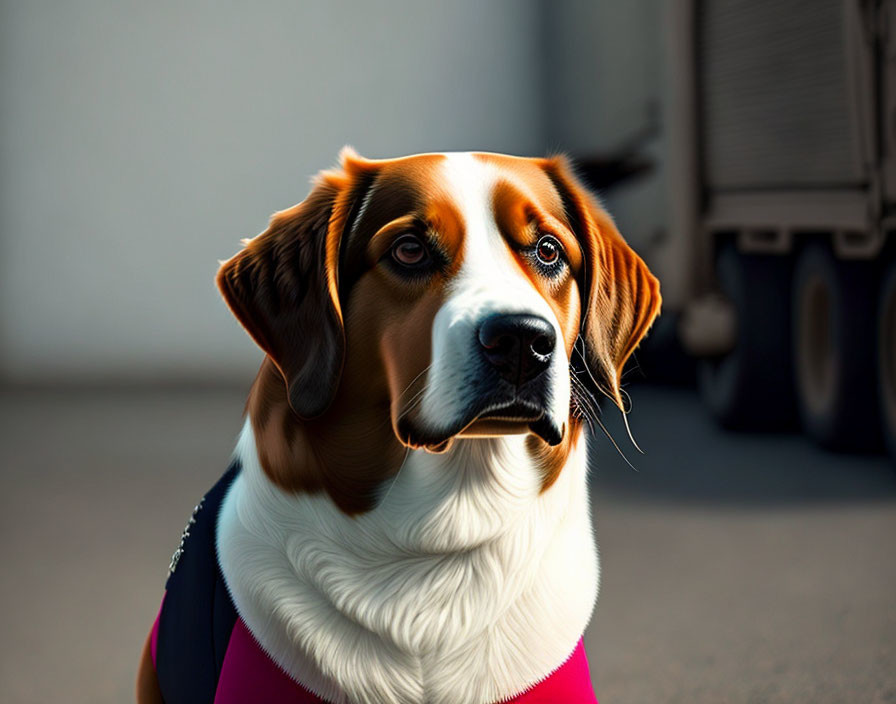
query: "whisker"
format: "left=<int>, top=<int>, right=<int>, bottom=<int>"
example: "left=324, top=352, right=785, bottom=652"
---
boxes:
left=571, top=395, right=596, bottom=433
left=395, top=384, right=429, bottom=424
left=571, top=384, right=604, bottom=446
left=620, top=357, right=643, bottom=381
left=377, top=445, right=412, bottom=509
left=394, top=364, right=432, bottom=403
left=620, top=409, right=645, bottom=455
left=594, top=414, right=638, bottom=472
left=569, top=353, right=640, bottom=469
left=573, top=336, right=617, bottom=406
left=570, top=375, right=601, bottom=426
left=570, top=361, right=603, bottom=415
left=618, top=387, right=633, bottom=414
left=573, top=336, right=645, bottom=455
left=370, top=366, right=434, bottom=434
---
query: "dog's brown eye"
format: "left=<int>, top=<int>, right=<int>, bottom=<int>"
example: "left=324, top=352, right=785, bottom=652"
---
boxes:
left=391, top=235, right=428, bottom=267
left=535, top=235, right=563, bottom=266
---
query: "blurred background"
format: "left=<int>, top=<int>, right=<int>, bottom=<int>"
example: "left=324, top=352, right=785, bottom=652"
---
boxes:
left=1, top=1, right=895, bottom=702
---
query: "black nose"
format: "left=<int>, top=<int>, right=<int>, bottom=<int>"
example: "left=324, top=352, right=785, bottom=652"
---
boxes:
left=478, top=313, right=556, bottom=385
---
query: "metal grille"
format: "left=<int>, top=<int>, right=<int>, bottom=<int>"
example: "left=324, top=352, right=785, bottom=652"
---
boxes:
left=699, top=0, right=864, bottom=190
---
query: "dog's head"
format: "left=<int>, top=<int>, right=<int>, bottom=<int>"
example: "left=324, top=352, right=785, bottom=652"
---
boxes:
left=218, top=150, right=660, bottom=506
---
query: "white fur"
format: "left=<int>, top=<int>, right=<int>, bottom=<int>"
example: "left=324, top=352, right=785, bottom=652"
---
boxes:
left=216, top=152, right=599, bottom=704
left=218, top=421, right=598, bottom=704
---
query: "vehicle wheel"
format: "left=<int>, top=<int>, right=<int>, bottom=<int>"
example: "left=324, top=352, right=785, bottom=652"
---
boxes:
left=792, top=243, right=881, bottom=451
left=878, top=256, right=896, bottom=460
left=698, top=244, right=797, bottom=430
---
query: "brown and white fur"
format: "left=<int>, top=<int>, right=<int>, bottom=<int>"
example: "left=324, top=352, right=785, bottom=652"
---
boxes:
left=139, top=149, right=660, bottom=704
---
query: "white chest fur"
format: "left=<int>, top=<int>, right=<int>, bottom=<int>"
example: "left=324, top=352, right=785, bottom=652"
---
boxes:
left=217, top=420, right=599, bottom=704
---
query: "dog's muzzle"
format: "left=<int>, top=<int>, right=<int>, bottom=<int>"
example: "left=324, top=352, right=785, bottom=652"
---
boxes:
left=396, top=310, right=566, bottom=450
left=460, top=312, right=563, bottom=445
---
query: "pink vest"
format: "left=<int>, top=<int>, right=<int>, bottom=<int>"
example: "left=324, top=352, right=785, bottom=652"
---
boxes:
left=151, top=608, right=598, bottom=703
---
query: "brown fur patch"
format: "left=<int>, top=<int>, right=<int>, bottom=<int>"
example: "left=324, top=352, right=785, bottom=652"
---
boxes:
left=473, top=152, right=567, bottom=213
left=527, top=417, right=584, bottom=491
left=136, top=629, right=163, bottom=704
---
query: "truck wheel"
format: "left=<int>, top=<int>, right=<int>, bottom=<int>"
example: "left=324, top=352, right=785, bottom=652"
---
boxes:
left=878, top=257, right=896, bottom=461
left=698, top=244, right=797, bottom=430
left=792, top=243, right=881, bottom=451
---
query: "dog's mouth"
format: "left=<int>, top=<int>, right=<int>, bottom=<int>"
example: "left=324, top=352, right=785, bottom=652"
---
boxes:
left=461, top=400, right=561, bottom=443
left=398, top=397, right=563, bottom=451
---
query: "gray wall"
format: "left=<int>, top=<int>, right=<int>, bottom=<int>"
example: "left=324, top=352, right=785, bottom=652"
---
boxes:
left=0, top=1, right=667, bottom=384
left=0, top=1, right=545, bottom=383
left=545, top=0, right=661, bottom=155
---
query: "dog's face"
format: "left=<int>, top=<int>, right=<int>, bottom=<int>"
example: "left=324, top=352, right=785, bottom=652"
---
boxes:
left=218, top=150, right=660, bottom=507
left=343, top=153, right=583, bottom=452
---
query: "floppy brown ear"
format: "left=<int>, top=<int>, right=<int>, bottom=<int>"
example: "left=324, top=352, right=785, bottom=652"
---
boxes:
left=542, top=156, right=662, bottom=409
left=216, top=151, right=375, bottom=419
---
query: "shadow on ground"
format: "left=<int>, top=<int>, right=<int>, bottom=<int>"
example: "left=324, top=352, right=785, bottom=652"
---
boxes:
left=588, top=385, right=896, bottom=506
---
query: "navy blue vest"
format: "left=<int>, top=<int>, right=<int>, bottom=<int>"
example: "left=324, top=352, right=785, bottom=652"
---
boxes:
left=155, top=461, right=241, bottom=704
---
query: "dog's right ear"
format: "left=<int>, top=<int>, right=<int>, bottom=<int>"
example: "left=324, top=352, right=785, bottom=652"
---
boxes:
left=216, top=149, right=377, bottom=419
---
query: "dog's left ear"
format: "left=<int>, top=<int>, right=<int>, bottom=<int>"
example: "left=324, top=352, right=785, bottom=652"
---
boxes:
left=217, top=148, right=377, bottom=419
left=542, top=156, right=662, bottom=409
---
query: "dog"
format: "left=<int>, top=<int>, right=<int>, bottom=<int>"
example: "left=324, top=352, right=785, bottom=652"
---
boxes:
left=136, top=149, right=660, bottom=704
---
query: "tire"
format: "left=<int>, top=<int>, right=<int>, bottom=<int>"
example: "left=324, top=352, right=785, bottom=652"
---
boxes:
left=878, top=256, right=896, bottom=461
left=698, top=244, right=797, bottom=430
left=792, top=243, right=881, bottom=451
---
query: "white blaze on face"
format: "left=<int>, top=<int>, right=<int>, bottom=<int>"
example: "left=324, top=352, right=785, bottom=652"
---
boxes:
left=418, top=153, right=571, bottom=438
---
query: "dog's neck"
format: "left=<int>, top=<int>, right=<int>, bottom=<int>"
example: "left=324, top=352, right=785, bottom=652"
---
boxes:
left=245, top=358, right=409, bottom=514
left=217, top=417, right=599, bottom=704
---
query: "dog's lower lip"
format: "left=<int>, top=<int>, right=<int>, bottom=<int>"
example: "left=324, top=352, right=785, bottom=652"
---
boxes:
left=529, top=416, right=563, bottom=446
left=477, top=401, right=543, bottom=422
left=473, top=401, right=563, bottom=445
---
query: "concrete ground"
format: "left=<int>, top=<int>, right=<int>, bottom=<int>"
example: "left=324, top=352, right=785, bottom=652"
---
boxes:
left=1, top=385, right=894, bottom=703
